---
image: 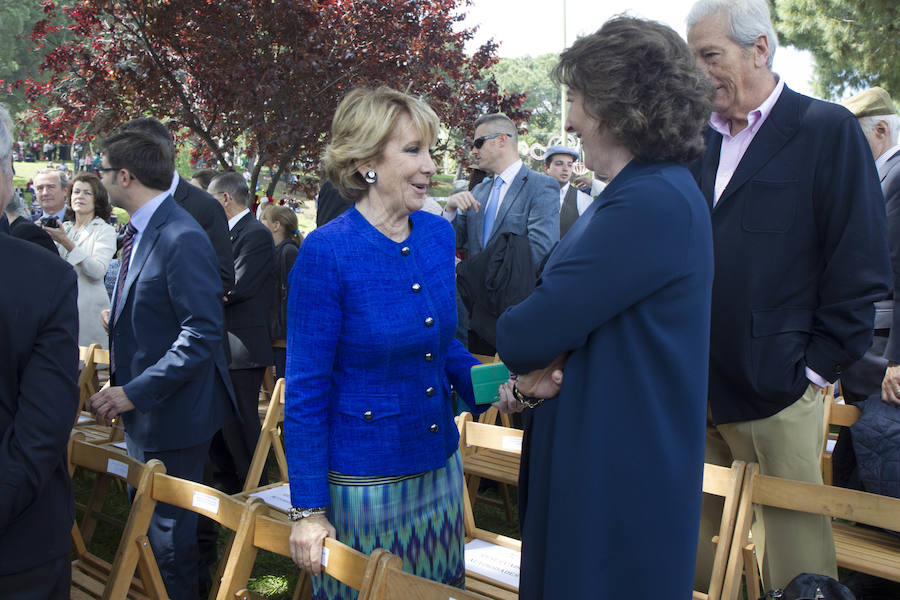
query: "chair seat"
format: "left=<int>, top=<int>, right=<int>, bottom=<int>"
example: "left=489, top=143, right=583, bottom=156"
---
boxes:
left=465, top=449, right=519, bottom=484
left=834, top=520, right=900, bottom=582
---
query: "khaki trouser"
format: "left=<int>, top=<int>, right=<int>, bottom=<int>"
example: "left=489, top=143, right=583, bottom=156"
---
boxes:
left=695, top=383, right=838, bottom=592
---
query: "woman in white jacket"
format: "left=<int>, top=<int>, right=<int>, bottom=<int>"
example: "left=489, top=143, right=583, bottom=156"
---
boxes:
left=43, top=173, right=117, bottom=348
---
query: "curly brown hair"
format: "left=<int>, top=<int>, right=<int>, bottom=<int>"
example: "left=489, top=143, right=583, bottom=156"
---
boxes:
left=553, top=16, right=714, bottom=164
left=67, top=172, right=112, bottom=221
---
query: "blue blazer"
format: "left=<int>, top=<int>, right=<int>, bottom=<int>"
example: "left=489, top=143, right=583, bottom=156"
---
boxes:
left=110, top=197, right=235, bottom=452
left=285, top=208, right=480, bottom=508
left=453, top=163, right=559, bottom=268
left=691, top=86, right=891, bottom=424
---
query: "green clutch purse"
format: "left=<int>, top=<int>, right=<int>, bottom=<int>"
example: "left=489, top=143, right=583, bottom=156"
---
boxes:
left=470, top=362, right=510, bottom=405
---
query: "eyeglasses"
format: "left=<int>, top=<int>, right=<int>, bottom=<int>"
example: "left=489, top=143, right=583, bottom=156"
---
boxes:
left=472, top=133, right=505, bottom=149
left=95, top=167, right=118, bottom=174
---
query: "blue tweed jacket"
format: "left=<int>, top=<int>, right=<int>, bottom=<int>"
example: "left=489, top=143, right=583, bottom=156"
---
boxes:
left=285, top=207, right=481, bottom=507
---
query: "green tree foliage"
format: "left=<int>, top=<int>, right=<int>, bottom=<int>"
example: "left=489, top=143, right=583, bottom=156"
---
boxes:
left=492, top=54, right=562, bottom=146
left=773, top=0, right=900, bottom=98
left=0, top=1, right=58, bottom=115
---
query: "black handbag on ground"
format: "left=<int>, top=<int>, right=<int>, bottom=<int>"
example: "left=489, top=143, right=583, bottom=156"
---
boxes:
left=759, top=573, right=856, bottom=599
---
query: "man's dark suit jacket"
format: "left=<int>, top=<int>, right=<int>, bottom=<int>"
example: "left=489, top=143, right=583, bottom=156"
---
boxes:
left=315, top=180, right=353, bottom=228
left=9, top=215, right=59, bottom=255
left=111, top=197, right=234, bottom=452
left=173, top=176, right=235, bottom=295
left=691, top=85, right=891, bottom=425
left=0, top=221, right=79, bottom=575
left=224, top=211, right=275, bottom=370
left=841, top=149, right=900, bottom=397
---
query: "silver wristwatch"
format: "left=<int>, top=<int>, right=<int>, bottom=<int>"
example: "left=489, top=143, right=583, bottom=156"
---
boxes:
left=288, top=506, right=327, bottom=521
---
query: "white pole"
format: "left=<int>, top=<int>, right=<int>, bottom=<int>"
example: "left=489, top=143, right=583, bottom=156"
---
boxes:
left=560, top=0, right=567, bottom=141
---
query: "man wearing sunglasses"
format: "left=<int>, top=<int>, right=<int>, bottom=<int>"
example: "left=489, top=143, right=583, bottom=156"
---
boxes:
left=443, top=113, right=559, bottom=354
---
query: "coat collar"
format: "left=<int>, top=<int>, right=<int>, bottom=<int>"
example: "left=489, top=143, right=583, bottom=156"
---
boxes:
left=709, top=85, right=804, bottom=210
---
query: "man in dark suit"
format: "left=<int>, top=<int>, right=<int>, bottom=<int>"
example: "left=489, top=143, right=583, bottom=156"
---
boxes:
left=4, top=193, right=59, bottom=254
left=89, top=130, right=234, bottom=600
left=208, top=171, right=274, bottom=492
left=840, top=87, right=900, bottom=404
left=687, top=0, right=891, bottom=591
left=314, top=179, right=353, bottom=227
left=443, top=113, right=559, bottom=354
left=31, top=166, right=68, bottom=225
left=121, top=117, right=234, bottom=295
left=0, top=105, right=79, bottom=598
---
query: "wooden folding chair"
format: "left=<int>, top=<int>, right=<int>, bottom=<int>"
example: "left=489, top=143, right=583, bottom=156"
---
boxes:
left=694, top=461, right=746, bottom=600
left=242, top=377, right=288, bottom=493
left=68, top=436, right=168, bottom=600
left=368, top=551, right=491, bottom=600
left=724, top=463, right=900, bottom=598
left=821, top=394, right=861, bottom=485
left=457, top=413, right=522, bottom=600
left=217, top=512, right=389, bottom=600
left=145, top=472, right=260, bottom=600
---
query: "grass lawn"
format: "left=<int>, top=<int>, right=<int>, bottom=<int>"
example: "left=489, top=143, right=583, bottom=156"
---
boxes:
left=73, top=458, right=518, bottom=599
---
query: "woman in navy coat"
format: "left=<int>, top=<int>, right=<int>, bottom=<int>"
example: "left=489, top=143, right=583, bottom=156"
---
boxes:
left=495, top=17, right=716, bottom=598
left=284, top=87, right=481, bottom=599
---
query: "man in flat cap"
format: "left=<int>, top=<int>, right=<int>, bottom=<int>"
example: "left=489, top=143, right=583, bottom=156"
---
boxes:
left=840, top=87, right=900, bottom=405
left=543, top=145, right=593, bottom=237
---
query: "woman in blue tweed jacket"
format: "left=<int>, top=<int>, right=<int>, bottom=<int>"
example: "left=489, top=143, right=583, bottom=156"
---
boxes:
left=285, top=87, right=482, bottom=598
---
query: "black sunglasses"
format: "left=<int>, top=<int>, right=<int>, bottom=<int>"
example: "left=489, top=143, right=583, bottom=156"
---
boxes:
left=472, top=132, right=505, bottom=149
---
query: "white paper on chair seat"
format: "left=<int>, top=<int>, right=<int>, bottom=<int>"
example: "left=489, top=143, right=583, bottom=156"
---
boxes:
left=192, top=491, right=219, bottom=514
left=826, top=439, right=837, bottom=453
left=106, top=458, right=128, bottom=478
left=464, top=539, right=520, bottom=588
left=248, top=483, right=292, bottom=512
left=77, top=414, right=92, bottom=424
left=112, top=441, right=127, bottom=450
left=321, top=546, right=330, bottom=567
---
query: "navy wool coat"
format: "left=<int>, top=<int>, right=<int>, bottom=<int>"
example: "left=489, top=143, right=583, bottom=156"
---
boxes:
left=497, top=160, right=714, bottom=598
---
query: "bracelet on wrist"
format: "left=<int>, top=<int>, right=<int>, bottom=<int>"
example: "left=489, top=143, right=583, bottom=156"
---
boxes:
left=512, top=382, right=544, bottom=408
left=288, top=506, right=328, bottom=521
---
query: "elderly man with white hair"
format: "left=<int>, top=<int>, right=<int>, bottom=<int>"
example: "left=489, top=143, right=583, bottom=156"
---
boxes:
left=840, top=87, right=900, bottom=405
left=687, top=0, right=891, bottom=591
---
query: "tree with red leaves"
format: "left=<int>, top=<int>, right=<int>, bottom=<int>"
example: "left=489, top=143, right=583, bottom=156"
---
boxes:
left=17, top=0, right=527, bottom=197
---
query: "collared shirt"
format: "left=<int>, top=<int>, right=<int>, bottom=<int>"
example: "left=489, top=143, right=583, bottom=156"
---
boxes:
left=39, top=207, right=67, bottom=222
left=228, top=207, right=250, bottom=231
left=877, top=143, right=900, bottom=171
left=167, top=171, right=180, bottom=199
left=127, top=191, right=169, bottom=270
left=710, top=75, right=785, bottom=205
left=559, top=182, right=593, bottom=216
left=441, top=159, right=523, bottom=222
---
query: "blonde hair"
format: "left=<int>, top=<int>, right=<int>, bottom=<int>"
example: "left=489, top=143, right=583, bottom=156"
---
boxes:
left=260, top=203, right=302, bottom=246
left=324, top=86, right=440, bottom=201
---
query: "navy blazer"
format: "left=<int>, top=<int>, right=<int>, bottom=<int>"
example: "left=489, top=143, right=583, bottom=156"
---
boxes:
left=110, top=197, right=235, bottom=452
left=285, top=208, right=481, bottom=507
left=453, top=163, right=559, bottom=268
left=496, top=160, right=713, bottom=598
left=881, top=149, right=900, bottom=362
left=223, top=211, right=275, bottom=370
left=0, top=227, right=79, bottom=575
left=691, top=86, right=891, bottom=424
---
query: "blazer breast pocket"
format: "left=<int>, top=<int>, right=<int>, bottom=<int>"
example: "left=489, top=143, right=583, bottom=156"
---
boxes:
left=741, top=179, right=799, bottom=233
left=501, top=211, right=526, bottom=232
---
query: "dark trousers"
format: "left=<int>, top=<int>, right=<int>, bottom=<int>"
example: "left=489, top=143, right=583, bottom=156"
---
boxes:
left=274, top=348, right=286, bottom=382
left=210, top=367, right=265, bottom=493
left=125, top=434, right=211, bottom=600
left=0, top=554, right=70, bottom=600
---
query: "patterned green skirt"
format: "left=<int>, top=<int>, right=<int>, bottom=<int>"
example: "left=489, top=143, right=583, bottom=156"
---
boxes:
left=311, top=450, right=465, bottom=600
